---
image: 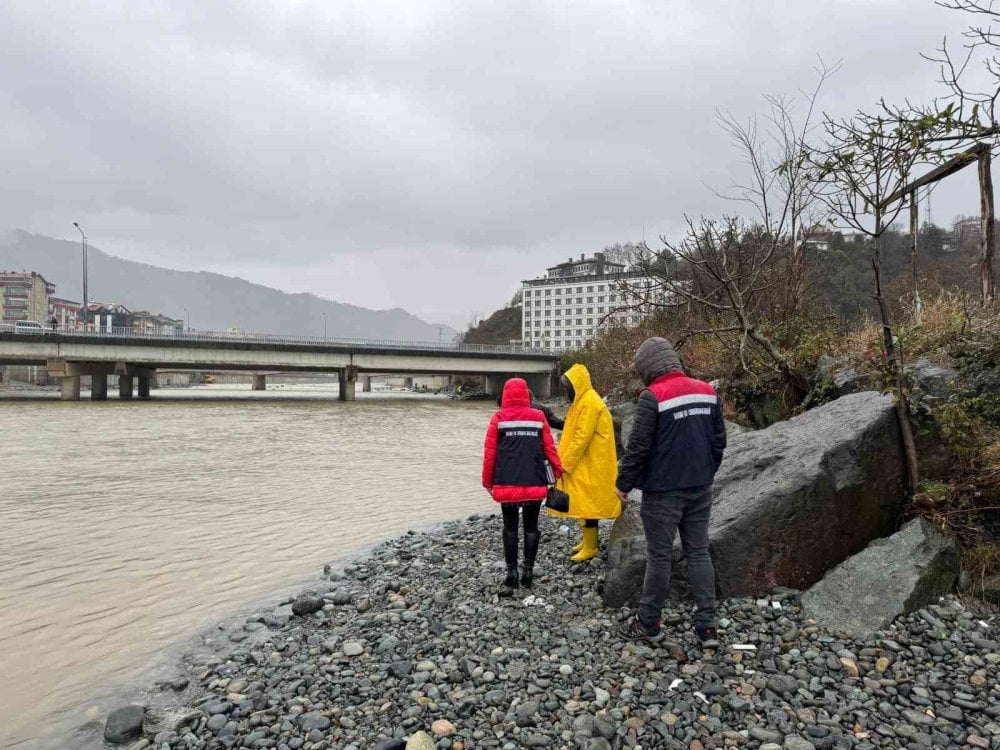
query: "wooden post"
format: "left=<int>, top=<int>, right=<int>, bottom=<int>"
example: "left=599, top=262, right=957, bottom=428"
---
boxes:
left=910, top=188, right=920, bottom=315
left=979, top=149, right=996, bottom=303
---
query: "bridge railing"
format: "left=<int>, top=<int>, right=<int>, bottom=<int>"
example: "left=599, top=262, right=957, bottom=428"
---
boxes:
left=26, top=325, right=556, bottom=356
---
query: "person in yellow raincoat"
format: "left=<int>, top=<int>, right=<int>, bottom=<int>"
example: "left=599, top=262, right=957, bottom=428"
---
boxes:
left=547, top=363, right=621, bottom=561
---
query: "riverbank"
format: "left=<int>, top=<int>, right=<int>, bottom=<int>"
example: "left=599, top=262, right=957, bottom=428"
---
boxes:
left=96, top=512, right=1000, bottom=750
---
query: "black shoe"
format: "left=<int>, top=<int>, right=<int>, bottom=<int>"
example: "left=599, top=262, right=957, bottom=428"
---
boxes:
left=618, top=615, right=665, bottom=643
left=520, top=564, right=533, bottom=589
left=695, top=625, right=720, bottom=648
left=499, top=567, right=519, bottom=597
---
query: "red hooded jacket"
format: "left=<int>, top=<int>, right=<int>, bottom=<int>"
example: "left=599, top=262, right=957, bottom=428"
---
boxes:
left=482, top=378, right=563, bottom=503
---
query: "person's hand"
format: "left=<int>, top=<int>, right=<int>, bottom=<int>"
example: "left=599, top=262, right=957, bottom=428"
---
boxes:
left=615, top=488, right=630, bottom=507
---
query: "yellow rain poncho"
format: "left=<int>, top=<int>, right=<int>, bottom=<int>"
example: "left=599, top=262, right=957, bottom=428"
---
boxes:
left=548, top=364, right=621, bottom=521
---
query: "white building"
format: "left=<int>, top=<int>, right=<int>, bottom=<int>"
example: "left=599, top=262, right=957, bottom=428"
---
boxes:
left=521, top=252, right=654, bottom=350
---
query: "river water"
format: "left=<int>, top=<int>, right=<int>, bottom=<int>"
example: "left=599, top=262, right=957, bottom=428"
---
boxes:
left=0, top=386, right=493, bottom=748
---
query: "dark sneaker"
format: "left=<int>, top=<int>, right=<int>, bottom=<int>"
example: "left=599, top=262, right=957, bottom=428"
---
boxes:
left=618, top=615, right=665, bottom=643
left=695, top=625, right=720, bottom=648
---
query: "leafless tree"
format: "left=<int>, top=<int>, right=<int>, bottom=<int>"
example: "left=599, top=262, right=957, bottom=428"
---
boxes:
left=809, top=107, right=953, bottom=492
left=923, top=0, right=1000, bottom=143
left=713, top=60, right=840, bottom=315
left=615, top=219, right=809, bottom=394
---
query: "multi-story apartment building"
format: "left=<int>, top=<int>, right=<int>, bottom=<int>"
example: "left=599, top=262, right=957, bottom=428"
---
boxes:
left=132, top=310, right=183, bottom=336
left=49, top=297, right=81, bottom=328
left=0, top=271, right=55, bottom=324
left=521, top=252, right=652, bottom=350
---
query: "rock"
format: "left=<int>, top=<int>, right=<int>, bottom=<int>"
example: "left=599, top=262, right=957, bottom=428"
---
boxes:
left=610, top=401, right=638, bottom=453
left=980, top=572, right=1000, bottom=605
left=906, top=359, right=959, bottom=399
left=431, top=719, right=456, bottom=737
left=330, top=589, right=353, bottom=605
left=605, top=392, right=908, bottom=605
left=726, top=420, right=750, bottom=437
left=291, top=592, right=325, bottom=617
left=343, top=641, right=364, bottom=656
left=299, top=713, right=331, bottom=732
left=604, top=502, right=647, bottom=607
left=406, top=731, right=436, bottom=750
left=104, top=705, right=145, bottom=744
left=839, top=657, right=860, bottom=678
left=817, top=355, right=873, bottom=397
left=142, top=707, right=201, bottom=736
left=801, top=518, right=959, bottom=637
left=767, top=674, right=799, bottom=695
left=785, top=737, right=816, bottom=750
left=750, top=728, right=784, bottom=744
left=373, top=741, right=407, bottom=750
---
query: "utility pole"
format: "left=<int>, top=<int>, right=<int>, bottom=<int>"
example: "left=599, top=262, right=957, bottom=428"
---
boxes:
left=73, top=222, right=88, bottom=328
left=323, top=311, right=327, bottom=341
left=184, top=307, right=190, bottom=332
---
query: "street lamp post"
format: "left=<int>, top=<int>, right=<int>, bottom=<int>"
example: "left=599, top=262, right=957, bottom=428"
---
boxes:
left=322, top=312, right=327, bottom=342
left=183, top=307, right=190, bottom=332
left=72, top=222, right=88, bottom=328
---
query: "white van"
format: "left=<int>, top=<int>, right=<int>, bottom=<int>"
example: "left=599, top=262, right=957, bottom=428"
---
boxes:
left=14, top=320, right=46, bottom=335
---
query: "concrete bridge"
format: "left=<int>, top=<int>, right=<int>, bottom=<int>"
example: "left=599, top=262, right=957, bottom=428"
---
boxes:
left=0, top=329, right=557, bottom=401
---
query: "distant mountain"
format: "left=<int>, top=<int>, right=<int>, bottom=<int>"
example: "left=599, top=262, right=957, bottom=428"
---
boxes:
left=0, top=230, right=457, bottom=342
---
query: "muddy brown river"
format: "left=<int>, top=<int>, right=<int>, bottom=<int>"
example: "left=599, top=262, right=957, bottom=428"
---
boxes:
left=0, top=387, right=493, bottom=748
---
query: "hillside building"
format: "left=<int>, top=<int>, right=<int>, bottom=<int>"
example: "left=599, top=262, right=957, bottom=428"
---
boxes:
left=521, top=252, right=655, bottom=350
left=0, top=271, right=54, bottom=325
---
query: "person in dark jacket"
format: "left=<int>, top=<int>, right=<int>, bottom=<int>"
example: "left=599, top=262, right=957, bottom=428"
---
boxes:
left=615, top=337, right=726, bottom=646
left=483, top=378, right=564, bottom=596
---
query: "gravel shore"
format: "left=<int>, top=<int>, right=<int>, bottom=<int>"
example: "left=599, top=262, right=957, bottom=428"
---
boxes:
left=121, top=513, right=999, bottom=750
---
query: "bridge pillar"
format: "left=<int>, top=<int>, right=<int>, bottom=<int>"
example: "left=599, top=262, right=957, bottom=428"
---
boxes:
left=339, top=366, right=357, bottom=402
left=119, top=375, right=134, bottom=399
left=403, top=376, right=414, bottom=390
left=60, top=375, right=81, bottom=401
left=362, top=375, right=372, bottom=393
left=91, top=375, right=109, bottom=401
left=252, top=374, right=266, bottom=391
left=525, top=372, right=553, bottom=400
left=138, top=375, right=151, bottom=399
left=485, top=375, right=506, bottom=398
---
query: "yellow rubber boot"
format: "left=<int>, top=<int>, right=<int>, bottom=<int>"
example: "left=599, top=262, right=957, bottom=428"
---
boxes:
left=570, top=525, right=599, bottom=562
left=571, top=520, right=586, bottom=553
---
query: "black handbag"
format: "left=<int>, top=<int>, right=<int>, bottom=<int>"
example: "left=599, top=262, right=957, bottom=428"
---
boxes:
left=545, top=485, right=570, bottom=513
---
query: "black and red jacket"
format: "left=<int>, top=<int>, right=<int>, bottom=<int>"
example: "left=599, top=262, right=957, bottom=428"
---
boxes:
left=482, top=378, right=563, bottom=503
left=616, top=370, right=726, bottom=493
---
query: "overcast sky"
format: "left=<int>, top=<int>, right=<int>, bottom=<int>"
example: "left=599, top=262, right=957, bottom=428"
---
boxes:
left=0, top=1, right=989, bottom=328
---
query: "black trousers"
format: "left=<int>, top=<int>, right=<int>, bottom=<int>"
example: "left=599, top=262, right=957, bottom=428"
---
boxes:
left=501, top=501, right=542, bottom=534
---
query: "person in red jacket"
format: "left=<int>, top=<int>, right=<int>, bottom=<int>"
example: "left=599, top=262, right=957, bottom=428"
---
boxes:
left=483, top=377, right=564, bottom=596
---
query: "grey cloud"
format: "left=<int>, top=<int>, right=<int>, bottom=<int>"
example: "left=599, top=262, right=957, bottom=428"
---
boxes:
left=0, top=0, right=982, bottom=325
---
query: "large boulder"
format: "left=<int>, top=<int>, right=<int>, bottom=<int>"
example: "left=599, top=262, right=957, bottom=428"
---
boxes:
left=801, top=518, right=959, bottom=636
left=604, top=391, right=908, bottom=607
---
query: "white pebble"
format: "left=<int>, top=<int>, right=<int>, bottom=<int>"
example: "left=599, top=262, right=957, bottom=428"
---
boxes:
left=559, top=664, right=573, bottom=675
